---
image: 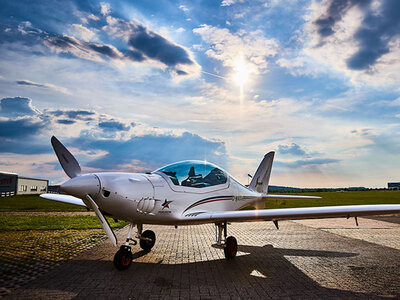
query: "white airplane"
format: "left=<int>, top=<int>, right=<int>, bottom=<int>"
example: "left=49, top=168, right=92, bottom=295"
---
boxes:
left=42, top=136, right=400, bottom=270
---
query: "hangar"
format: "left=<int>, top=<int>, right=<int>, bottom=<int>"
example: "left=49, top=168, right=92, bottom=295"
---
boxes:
left=388, top=182, right=400, bottom=190
left=0, top=171, right=48, bottom=196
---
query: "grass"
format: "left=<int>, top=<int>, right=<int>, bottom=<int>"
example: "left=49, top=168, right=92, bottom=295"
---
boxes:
left=0, top=215, right=128, bottom=231
left=0, top=194, right=86, bottom=212
left=264, top=190, right=400, bottom=209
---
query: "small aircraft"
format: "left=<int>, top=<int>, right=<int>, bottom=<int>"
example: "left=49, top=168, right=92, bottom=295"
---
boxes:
left=42, top=136, right=400, bottom=270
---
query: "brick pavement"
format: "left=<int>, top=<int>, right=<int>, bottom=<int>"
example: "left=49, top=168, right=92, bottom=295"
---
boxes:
left=4, top=218, right=400, bottom=299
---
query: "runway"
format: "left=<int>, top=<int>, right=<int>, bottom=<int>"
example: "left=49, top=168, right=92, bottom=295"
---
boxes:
left=5, top=217, right=400, bottom=299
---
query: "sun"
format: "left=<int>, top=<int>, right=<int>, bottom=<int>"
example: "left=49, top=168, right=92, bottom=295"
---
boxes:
left=233, top=56, right=251, bottom=85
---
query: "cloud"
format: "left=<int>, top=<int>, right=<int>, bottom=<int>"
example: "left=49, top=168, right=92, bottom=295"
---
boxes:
left=99, top=121, right=130, bottom=131
left=193, top=25, right=279, bottom=74
left=179, top=5, right=189, bottom=12
left=280, top=0, right=400, bottom=85
left=221, top=0, right=245, bottom=6
left=49, top=109, right=95, bottom=120
left=0, top=96, right=227, bottom=175
left=0, top=97, right=40, bottom=117
left=0, top=118, right=44, bottom=138
left=16, top=80, right=70, bottom=94
left=44, top=35, right=124, bottom=63
left=346, top=0, right=400, bottom=70
left=68, top=24, right=96, bottom=42
left=74, top=131, right=227, bottom=171
left=278, top=143, right=307, bottom=156
left=104, top=16, right=200, bottom=77
left=15, top=16, right=200, bottom=78
left=57, top=119, right=76, bottom=125
left=100, top=2, right=111, bottom=16
left=277, top=158, right=340, bottom=169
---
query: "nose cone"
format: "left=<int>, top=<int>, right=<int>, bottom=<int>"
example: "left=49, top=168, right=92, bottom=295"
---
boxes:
left=61, top=174, right=100, bottom=198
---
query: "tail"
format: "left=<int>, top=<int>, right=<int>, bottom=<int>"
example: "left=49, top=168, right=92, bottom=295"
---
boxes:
left=249, top=151, right=274, bottom=194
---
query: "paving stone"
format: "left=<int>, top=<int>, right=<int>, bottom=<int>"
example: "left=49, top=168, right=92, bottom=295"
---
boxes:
left=2, top=219, right=400, bottom=299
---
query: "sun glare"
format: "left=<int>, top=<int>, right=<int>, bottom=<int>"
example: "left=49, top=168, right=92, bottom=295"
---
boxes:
left=233, top=56, right=251, bottom=85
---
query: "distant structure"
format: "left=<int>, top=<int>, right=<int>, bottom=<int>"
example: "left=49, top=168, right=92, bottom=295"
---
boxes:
left=388, top=182, right=400, bottom=190
left=0, top=171, right=48, bottom=196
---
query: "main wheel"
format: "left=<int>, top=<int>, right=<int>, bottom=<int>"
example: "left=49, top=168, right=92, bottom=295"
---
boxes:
left=224, top=236, right=237, bottom=259
left=140, top=230, right=156, bottom=251
left=113, top=246, right=133, bottom=270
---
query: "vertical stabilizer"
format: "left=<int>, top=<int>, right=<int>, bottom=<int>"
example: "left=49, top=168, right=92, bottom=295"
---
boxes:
left=249, top=151, right=274, bottom=194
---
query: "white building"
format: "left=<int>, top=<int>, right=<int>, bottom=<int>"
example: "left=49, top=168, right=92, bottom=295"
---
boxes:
left=0, top=171, right=48, bottom=196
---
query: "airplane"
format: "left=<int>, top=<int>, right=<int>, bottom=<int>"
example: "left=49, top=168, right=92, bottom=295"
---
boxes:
left=41, top=136, right=400, bottom=270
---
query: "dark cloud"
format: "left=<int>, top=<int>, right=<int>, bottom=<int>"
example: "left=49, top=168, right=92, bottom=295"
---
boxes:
left=104, top=18, right=198, bottom=75
left=49, top=109, right=95, bottom=120
left=127, top=24, right=193, bottom=67
left=16, top=80, right=45, bottom=87
left=99, top=121, right=130, bottom=131
left=57, top=119, right=75, bottom=125
left=0, top=97, right=40, bottom=117
left=314, top=0, right=400, bottom=70
left=72, top=132, right=226, bottom=171
left=0, top=118, right=44, bottom=138
left=277, top=143, right=306, bottom=156
left=44, top=35, right=123, bottom=61
left=346, top=0, right=400, bottom=70
left=277, top=158, right=339, bottom=169
left=314, top=0, right=366, bottom=38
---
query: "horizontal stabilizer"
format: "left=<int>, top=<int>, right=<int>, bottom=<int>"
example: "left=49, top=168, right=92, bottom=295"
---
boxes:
left=40, top=193, right=86, bottom=207
left=264, top=194, right=321, bottom=200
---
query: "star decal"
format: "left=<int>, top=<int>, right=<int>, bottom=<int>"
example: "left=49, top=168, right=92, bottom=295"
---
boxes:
left=162, top=199, right=173, bottom=210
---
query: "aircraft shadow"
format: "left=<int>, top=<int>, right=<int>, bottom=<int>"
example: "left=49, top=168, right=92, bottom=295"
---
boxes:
left=6, top=243, right=393, bottom=299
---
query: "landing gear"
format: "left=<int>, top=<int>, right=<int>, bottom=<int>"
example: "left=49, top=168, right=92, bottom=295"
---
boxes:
left=113, top=245, right=133, bottom=270
left=140, top=230, right=156, bottom=251
left=213, top=223, right=238, bottom=259
left=113, top=223, right=157, bottom=270
left=224, top=236, right=237, bottom=259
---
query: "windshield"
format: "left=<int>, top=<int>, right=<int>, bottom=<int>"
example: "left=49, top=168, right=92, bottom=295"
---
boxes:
left=155, top=160, right=228, bottom=188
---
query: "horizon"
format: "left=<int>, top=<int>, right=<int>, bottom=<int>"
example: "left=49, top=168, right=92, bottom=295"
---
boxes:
left=1, top=0, right=400, bottom=188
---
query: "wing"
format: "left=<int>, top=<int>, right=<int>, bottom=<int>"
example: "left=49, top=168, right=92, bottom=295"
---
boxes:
left=264, top=194, right=321, bottom=200
left=40, top=193, right=86, bottom=207
left=183, top=204, right=400, bottom=223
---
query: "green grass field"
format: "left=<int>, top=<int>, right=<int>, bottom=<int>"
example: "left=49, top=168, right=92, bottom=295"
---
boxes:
left=264, top=190, right=400, bottom=209
left=0, top=215, right=128, bottom=231
left=0, top=194, right=86, bottom=212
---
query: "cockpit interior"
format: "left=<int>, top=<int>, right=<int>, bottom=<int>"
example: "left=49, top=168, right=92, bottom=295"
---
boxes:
left=156, top=160, right=228, bottom=188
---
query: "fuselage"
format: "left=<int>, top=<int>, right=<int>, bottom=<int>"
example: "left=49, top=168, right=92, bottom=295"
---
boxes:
left=61, top=164, right=262, bottom=225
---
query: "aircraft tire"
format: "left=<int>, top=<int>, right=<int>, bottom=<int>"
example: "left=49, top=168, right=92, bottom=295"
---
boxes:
left=224, top=236, right=237, bottom=259
left=113, top=246, right=133, bottom=270
left=140, top=230, right=156, bottom=251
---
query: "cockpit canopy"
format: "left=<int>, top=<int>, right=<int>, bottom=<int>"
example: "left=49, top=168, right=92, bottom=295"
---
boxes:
left=155, top=160, right=228, bottom=188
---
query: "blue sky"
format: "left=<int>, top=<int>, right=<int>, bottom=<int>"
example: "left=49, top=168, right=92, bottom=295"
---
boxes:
left=0, top=0, right=400, bottom=187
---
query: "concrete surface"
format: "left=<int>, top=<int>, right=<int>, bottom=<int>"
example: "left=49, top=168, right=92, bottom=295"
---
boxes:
left=4, top=217, right=400, bottom=299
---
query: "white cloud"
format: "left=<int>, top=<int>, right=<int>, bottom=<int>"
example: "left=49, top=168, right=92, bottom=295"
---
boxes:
left=175, top=27, right=185, bottom=33
left=100, top=2, right=111, bottom=16
left=179, top=5, right=189, bottom=12
left=277, top=1, right=400, bottom=86
left=193, top=25, right=279, bottom=74
left=68, top=24, right=96, bottom=42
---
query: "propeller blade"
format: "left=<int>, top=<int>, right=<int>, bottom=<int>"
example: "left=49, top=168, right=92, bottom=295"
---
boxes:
left=51, top=136, right=81, bottom=178
left=86, top=194, right=117, bottom=247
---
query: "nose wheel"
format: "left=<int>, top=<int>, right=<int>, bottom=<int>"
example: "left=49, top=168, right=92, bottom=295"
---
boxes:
left=113, top=223, right=157, bottom=270
left=113, top=245, right=133, bottom=270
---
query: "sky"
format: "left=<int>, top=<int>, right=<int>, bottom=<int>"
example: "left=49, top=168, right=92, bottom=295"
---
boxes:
left=0, top=0, right=400, bottom=188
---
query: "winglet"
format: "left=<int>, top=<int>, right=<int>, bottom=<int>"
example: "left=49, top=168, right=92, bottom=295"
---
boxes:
left=51, top=136, right=81, bottom=178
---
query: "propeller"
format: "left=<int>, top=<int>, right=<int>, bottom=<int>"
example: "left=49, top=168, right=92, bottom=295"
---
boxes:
left=49, top=136, right=117, bottom=246
left=51, top=136, right=81, bottom=178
